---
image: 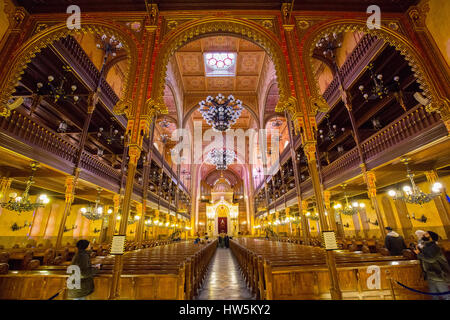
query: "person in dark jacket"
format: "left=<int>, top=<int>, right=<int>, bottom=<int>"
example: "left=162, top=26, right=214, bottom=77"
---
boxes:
left=67, top=240, right=100, bottom=300
left=384, top=227, right=407, bottom=256
left=414, top=231, right=450, bottom=300
left=224, top=234, right=230, bottom=248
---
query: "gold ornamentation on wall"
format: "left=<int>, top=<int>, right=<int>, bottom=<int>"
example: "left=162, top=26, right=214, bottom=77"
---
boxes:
left=310, top=96, right=329, bottom=113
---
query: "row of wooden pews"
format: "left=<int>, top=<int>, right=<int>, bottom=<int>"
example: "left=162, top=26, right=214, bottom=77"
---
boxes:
left=230, top=238, right=428, bottom=300
left=0, top=240, right=217, bottom=300
left=0, top=240, right=174, bottom=274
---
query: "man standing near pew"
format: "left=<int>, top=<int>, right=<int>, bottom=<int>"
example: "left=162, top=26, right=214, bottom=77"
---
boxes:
left=67, top=240, right=101, bottom=300
left=384, top=227, right=407, bottom=256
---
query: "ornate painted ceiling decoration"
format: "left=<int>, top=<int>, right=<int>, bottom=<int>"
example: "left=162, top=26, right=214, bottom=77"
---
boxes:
left=174, top=36, right=268, bottom=95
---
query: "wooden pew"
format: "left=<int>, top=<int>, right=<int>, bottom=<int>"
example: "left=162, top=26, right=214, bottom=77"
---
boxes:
left=0, top=239, right=217, bottom=300
left=230, top=238, right=428, bottom=300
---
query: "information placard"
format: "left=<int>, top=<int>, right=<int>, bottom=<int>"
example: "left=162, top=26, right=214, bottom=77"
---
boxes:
left=110, top=235, right=126, bottom=255
left=322, top=231, right=338, bottom=250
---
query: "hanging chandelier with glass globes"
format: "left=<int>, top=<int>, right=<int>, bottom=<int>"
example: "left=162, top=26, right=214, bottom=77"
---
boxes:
left=36, top=66, right=80, bottom=104
left=1, top=162, right=50, bottom=213
left=206, top=149, right=236, bottom=170
left=333, top=197, right=365, bottom=216
left=81, top=189, right=104, bottom=221
left=387, top=158, right=442, bottom=205
left=198, top=94, right=243, bottom=132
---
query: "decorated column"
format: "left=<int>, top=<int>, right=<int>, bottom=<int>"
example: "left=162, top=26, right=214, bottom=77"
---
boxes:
left=304, top=141, right=341, bottom=300
left=363, top=170, right=387, bottom=239
left=56, top=176, right=77, bottom=249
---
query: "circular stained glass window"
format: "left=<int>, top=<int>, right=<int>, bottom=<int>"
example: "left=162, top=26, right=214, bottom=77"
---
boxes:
left=205, top=53, right=236, bottom=70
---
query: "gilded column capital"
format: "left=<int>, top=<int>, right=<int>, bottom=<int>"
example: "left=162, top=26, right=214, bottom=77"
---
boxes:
left=113, top=194, right=121, bottom=210
left=303, top=141, right=317, bottom=163
left=323, top=191, right=331, bottom=209
left=406, top=0, right=430, bottom=31
left=301, top=200, right=308, bottom=212
left=64, top=176, right=76, bottom=203
left=363, top=171, right=377, bottom=198
left=128, top=145, right=142, bottom=166
left=113, top=98, right=133, bottom=118
left=424, top=170, right=438, bottom=183
left=87, top=92, right=99, bottom=114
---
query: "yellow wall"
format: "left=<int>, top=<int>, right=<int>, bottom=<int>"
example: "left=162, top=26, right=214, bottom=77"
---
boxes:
left=425, top=0, right=450, bottom=66
left=336, top=31, right=364, bottom=67
left=0, top=188, right=104, bottom=248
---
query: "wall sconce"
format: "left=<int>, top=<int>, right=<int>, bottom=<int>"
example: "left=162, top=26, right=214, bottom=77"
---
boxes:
left=10, top=221, right=31, bottom=231
left=93, top=228, right=101, bottom=233
left=366, top=219, right=379, bottom=226
left=64, top=224, right=77, bottom=233
left=410, top=213, right=427, bottom=223
left=343, top=223, right=350, bottom=228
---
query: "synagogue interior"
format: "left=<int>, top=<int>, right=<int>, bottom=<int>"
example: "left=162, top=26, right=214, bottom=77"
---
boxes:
left=0, top=0, right=449, bottom=301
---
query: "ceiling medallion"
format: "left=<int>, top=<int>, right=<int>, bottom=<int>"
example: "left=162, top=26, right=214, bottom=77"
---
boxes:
left=199, top=94, right=243, bottom=132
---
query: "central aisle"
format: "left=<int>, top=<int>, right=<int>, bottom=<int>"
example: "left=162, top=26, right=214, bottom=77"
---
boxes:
left=196, top=247, right=255, bottom=300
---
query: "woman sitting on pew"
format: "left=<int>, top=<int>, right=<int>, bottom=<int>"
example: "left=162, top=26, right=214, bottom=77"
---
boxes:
left=67, top=240, right=101, bottom=300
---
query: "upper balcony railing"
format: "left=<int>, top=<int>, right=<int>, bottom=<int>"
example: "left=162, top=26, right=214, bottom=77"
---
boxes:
left=318, top=34, right=384, bottom=124
left=56, top=36, right=127, bottom=127
left=320, top=104, right=443, bottom=187
left=260, top=104, right=445, bottom=206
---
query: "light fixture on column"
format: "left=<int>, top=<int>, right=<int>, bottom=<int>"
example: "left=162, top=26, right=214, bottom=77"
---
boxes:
left=206, top=149, right=236, bottom=170
left=96, top=34, right=123, bottom=57
left=198, top=94, right=243, bottom=131
left=1, top=162, right=50, bottom=213
left=387, top=158, right=442, bottom=205
left=366, top=218, right=379, bottom=226
left=81, top=189, right=104, bottom=221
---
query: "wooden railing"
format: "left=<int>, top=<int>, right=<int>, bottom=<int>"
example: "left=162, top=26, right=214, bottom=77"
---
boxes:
left=0, top=110, right=78, bottom=163
left=318, top=34, right=384, bottom=123
left=361, top=104, right=441, bottom=160
left=0, top=110, right=121, bottom=184
left=80, top=151, right=121, bottom=184
left=263, top=104, right=443, bottom=204
left=321, top=104, right=442, bottom=185
left=56, top=36, right=125, bottom=126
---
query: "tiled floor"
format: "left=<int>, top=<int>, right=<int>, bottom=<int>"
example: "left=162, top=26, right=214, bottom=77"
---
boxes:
left=196, top=248, right=255, bottom=300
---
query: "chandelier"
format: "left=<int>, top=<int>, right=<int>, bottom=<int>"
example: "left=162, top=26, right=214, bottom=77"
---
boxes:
left=358, top=63, right=403, bottom=109
left=97, top=125, right=124, bottom=145
left=333, top=187, right=365, bottom=216
left=388, top=158, right=442, bottom=205
left=36, top=66, right=80, bottom=103
left=81, top=188, right=104, bottom=220
left=1, top=162, right=50, bottom=213
left=199, top=94, right=243, bottom=131
left=318, top=114, right=345, bottom=142
left=206, top=149, right=236, bottom=170
left=159, top=118, right=171, bottom=129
